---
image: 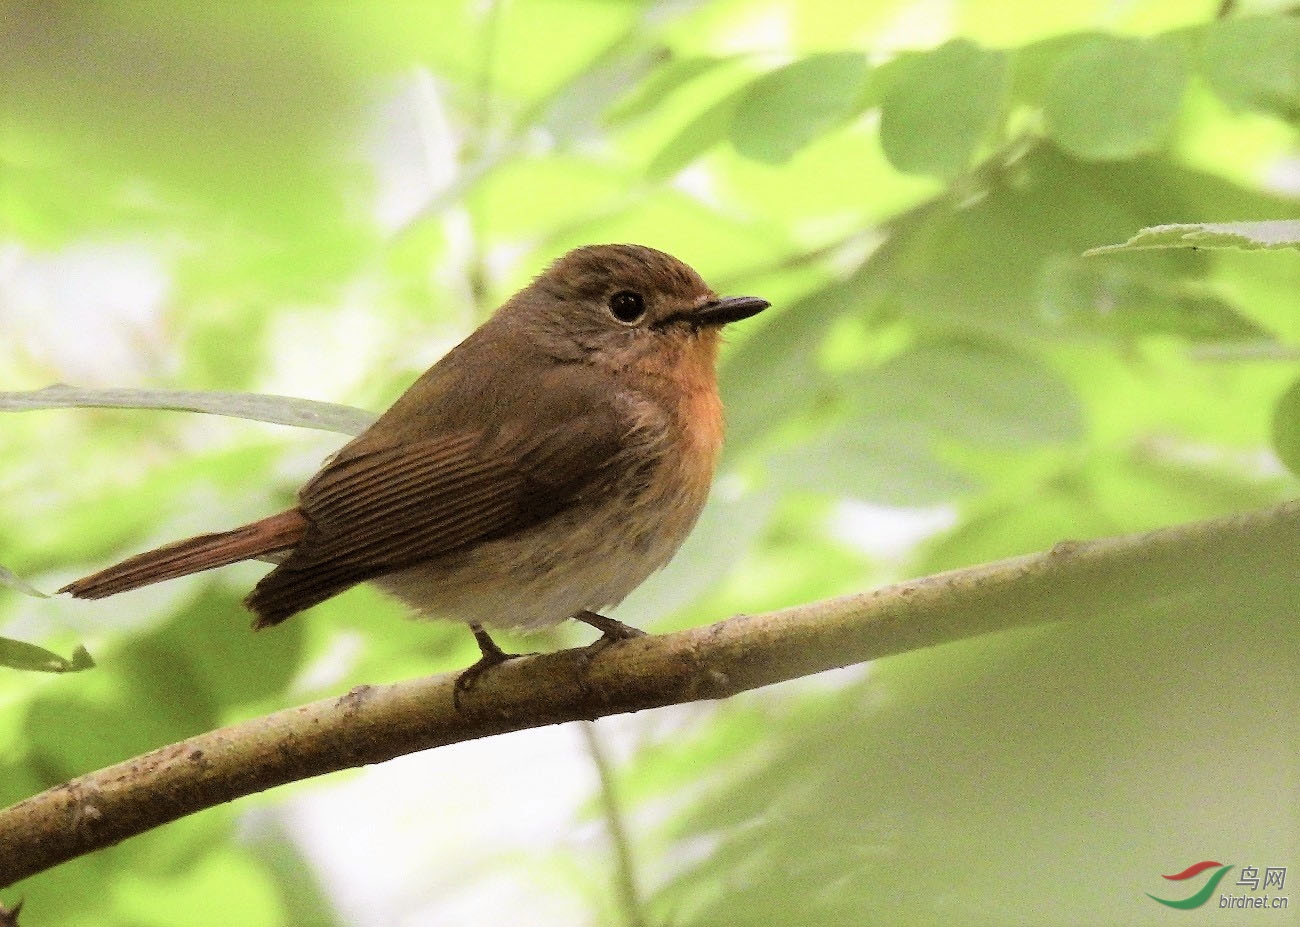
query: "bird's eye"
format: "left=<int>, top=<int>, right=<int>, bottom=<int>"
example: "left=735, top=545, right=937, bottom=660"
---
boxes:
left=608, top=290, right=646, bottom=324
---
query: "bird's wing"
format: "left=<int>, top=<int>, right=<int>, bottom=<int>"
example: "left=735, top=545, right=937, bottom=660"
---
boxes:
left=244, top=403, right=632, bottom=627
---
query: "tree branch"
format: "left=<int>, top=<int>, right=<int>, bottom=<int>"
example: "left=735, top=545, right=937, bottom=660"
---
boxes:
left=2, top=500, right=1297, bottom=888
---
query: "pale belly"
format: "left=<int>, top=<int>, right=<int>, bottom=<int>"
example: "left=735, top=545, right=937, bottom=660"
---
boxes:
left=373, top=459, right=711, bottom=630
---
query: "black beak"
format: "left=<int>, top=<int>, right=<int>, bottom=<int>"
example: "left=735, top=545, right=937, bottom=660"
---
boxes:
left=692, top=296, right=770, bottom=327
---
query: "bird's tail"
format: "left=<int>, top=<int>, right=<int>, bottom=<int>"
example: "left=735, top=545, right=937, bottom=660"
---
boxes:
left=59, top=509, right=309, bottom=601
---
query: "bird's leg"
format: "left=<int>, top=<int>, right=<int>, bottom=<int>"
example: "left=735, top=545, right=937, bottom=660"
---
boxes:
left=575, top=610, right=646, bottom=651
left=454, top=624, right=526, bottom=707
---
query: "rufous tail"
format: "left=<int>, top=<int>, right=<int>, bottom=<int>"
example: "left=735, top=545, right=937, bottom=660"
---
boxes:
left=59, top=509, right=309, bottom=601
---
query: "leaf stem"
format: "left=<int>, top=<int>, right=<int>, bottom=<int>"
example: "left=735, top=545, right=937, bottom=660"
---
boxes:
left=580, top=721, right=647, bottom=927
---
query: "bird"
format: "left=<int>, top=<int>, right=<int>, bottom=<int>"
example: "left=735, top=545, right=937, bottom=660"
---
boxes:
left=59, top=243, right=769, bottom=695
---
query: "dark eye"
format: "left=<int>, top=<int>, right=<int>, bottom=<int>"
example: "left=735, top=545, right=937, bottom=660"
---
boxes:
left=608, top=290, right=645, bottom=324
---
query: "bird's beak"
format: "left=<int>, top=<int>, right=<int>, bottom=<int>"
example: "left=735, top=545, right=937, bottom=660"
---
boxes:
left=692, top=296, right=770, bottom=327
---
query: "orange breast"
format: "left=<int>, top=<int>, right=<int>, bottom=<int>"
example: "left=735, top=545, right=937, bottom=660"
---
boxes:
left=668, top=332, right=725, bottom=497
left=614, top=326, right=725, bottom=499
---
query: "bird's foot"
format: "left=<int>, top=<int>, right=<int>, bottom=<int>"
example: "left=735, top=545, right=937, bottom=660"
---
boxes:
left=575, top=610, right=646, bottom=653
left=453, top=624, right=530, bottom=709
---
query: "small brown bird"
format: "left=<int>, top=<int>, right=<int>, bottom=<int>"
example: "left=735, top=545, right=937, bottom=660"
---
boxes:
left=61, top=244, right=767, bottom=690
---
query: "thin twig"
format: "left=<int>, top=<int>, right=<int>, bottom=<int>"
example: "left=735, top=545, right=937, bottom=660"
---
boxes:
left=580, top=721, right=647, bottom=927
left=0, top=386, right=374, bottom=436
left=2, top=499, right=1298, bottom=888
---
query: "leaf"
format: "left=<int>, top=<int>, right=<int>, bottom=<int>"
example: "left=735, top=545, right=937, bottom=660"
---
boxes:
left=730, top=53, right=870, bottom=164
left=718, top=283, right=849, bottom=455
left=772, top=424, right=976, bottom=505
left=0, top=385, right=376, bottom=435
left=772, top=341, right=1084, bottom=506
left=852, top=341, right=1085, bottom=449
left=26, top=642, right=219, bottom=779
left=0, top=637, right=95, bottom=673
left=1008, top=32, right=1105, bottom=104
left=1271, top=377, right=1300, bottom=478
left=142, top=587, right=307, bottom=707
left=650, top=561, right=1300, bottom=926
left=1085, top=220, right=1300, bottom=254
left=1040, top=255, right=1269, bottom=341
left=647, top=85, right=748, bottom=180
left=605, top=55, right=738, bottom=127
left=1201, top=15, right=1300, bottom=121
left=1042, top=36, right=1187, bottom=160
left=0, top=563, right=49, bottom=598
left=537, top=44, right=669, bottom=142
left=871, top=145, right=1298, bottom=334
left=879, top=40, right=1009, bottom=178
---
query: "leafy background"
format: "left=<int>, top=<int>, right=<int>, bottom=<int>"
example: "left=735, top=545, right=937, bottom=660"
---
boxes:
left=2, top=0, right=1299, bottom=924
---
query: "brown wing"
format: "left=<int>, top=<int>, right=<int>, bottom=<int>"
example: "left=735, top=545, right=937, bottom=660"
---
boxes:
left=244, top=407, right=628, bottom=628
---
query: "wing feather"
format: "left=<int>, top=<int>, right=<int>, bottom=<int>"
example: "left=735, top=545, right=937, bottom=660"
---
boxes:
left=244, top=404, right=630, bottom=627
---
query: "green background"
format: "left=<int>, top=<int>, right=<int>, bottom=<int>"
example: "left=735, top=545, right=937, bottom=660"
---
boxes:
left=2, top=0, right=1299, bottom=924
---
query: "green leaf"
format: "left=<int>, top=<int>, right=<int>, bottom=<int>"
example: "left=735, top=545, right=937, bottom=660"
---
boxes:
left=0, top=637, right=95, bottom=673
left=26, top=644, right=220, bottom=780
left=719, top=284, right=848, bottom=454
left=772, top=341, right=1084, bottom=506
left=879, top=40, right=1009, bottom=178
left=651, top=566, right=1300, bottom=926
left=605, top=55, right=738, bottom=127
left=1008, top=32, right=1105, bottom=104
left=853, top=341, right=1085, bottom=449
left=772, top=424, right=976, bottom=505
left=1201, top=15, right=1300, bottom=121
left=0, top=385, right=376, bottom=435
left=1086, top=220, right=1300, bottom=254
left=1271, top=377, right=1300, bottom=478
left=1042, top=36, right=1187, bottom=160
left=647, top=85, right=748, bottom=179
left=141, top=587, right=307, bottom=708
left=871, top=145, right=1297, bottom=335
left=68, top=645, right=96, bottom=670
left=537, top=45, right=669, bottom=142
left=1040, top=255, right=1269, bottom=341
left=730, top=53, right=870, bottom=164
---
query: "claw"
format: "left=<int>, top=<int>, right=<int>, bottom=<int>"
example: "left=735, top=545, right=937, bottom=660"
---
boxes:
left=574, top=610, right=646, bottom=652
left=453, top=625, right=526, bottom=709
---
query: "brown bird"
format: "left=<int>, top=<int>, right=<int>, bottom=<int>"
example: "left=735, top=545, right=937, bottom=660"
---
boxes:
left=60, top=244, right=768, bottom=692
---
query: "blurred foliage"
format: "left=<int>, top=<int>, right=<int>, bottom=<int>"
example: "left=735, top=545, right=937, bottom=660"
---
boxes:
left=2, top=0, right=1299, bottom=924
left=1090, top=217, right=1300, bottom=251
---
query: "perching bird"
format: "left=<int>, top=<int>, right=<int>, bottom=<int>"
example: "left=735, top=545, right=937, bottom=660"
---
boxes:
left=61, top=244, right=768, bottom=691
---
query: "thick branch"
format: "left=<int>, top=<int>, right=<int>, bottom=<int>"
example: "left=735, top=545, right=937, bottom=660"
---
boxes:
left=2, top=500, right=1297, bottom=888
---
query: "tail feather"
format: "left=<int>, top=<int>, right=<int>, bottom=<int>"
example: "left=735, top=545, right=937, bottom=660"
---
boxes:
left=244, top=572, right=356, bottom=631
left=60, top=509, right=308, bottom=601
